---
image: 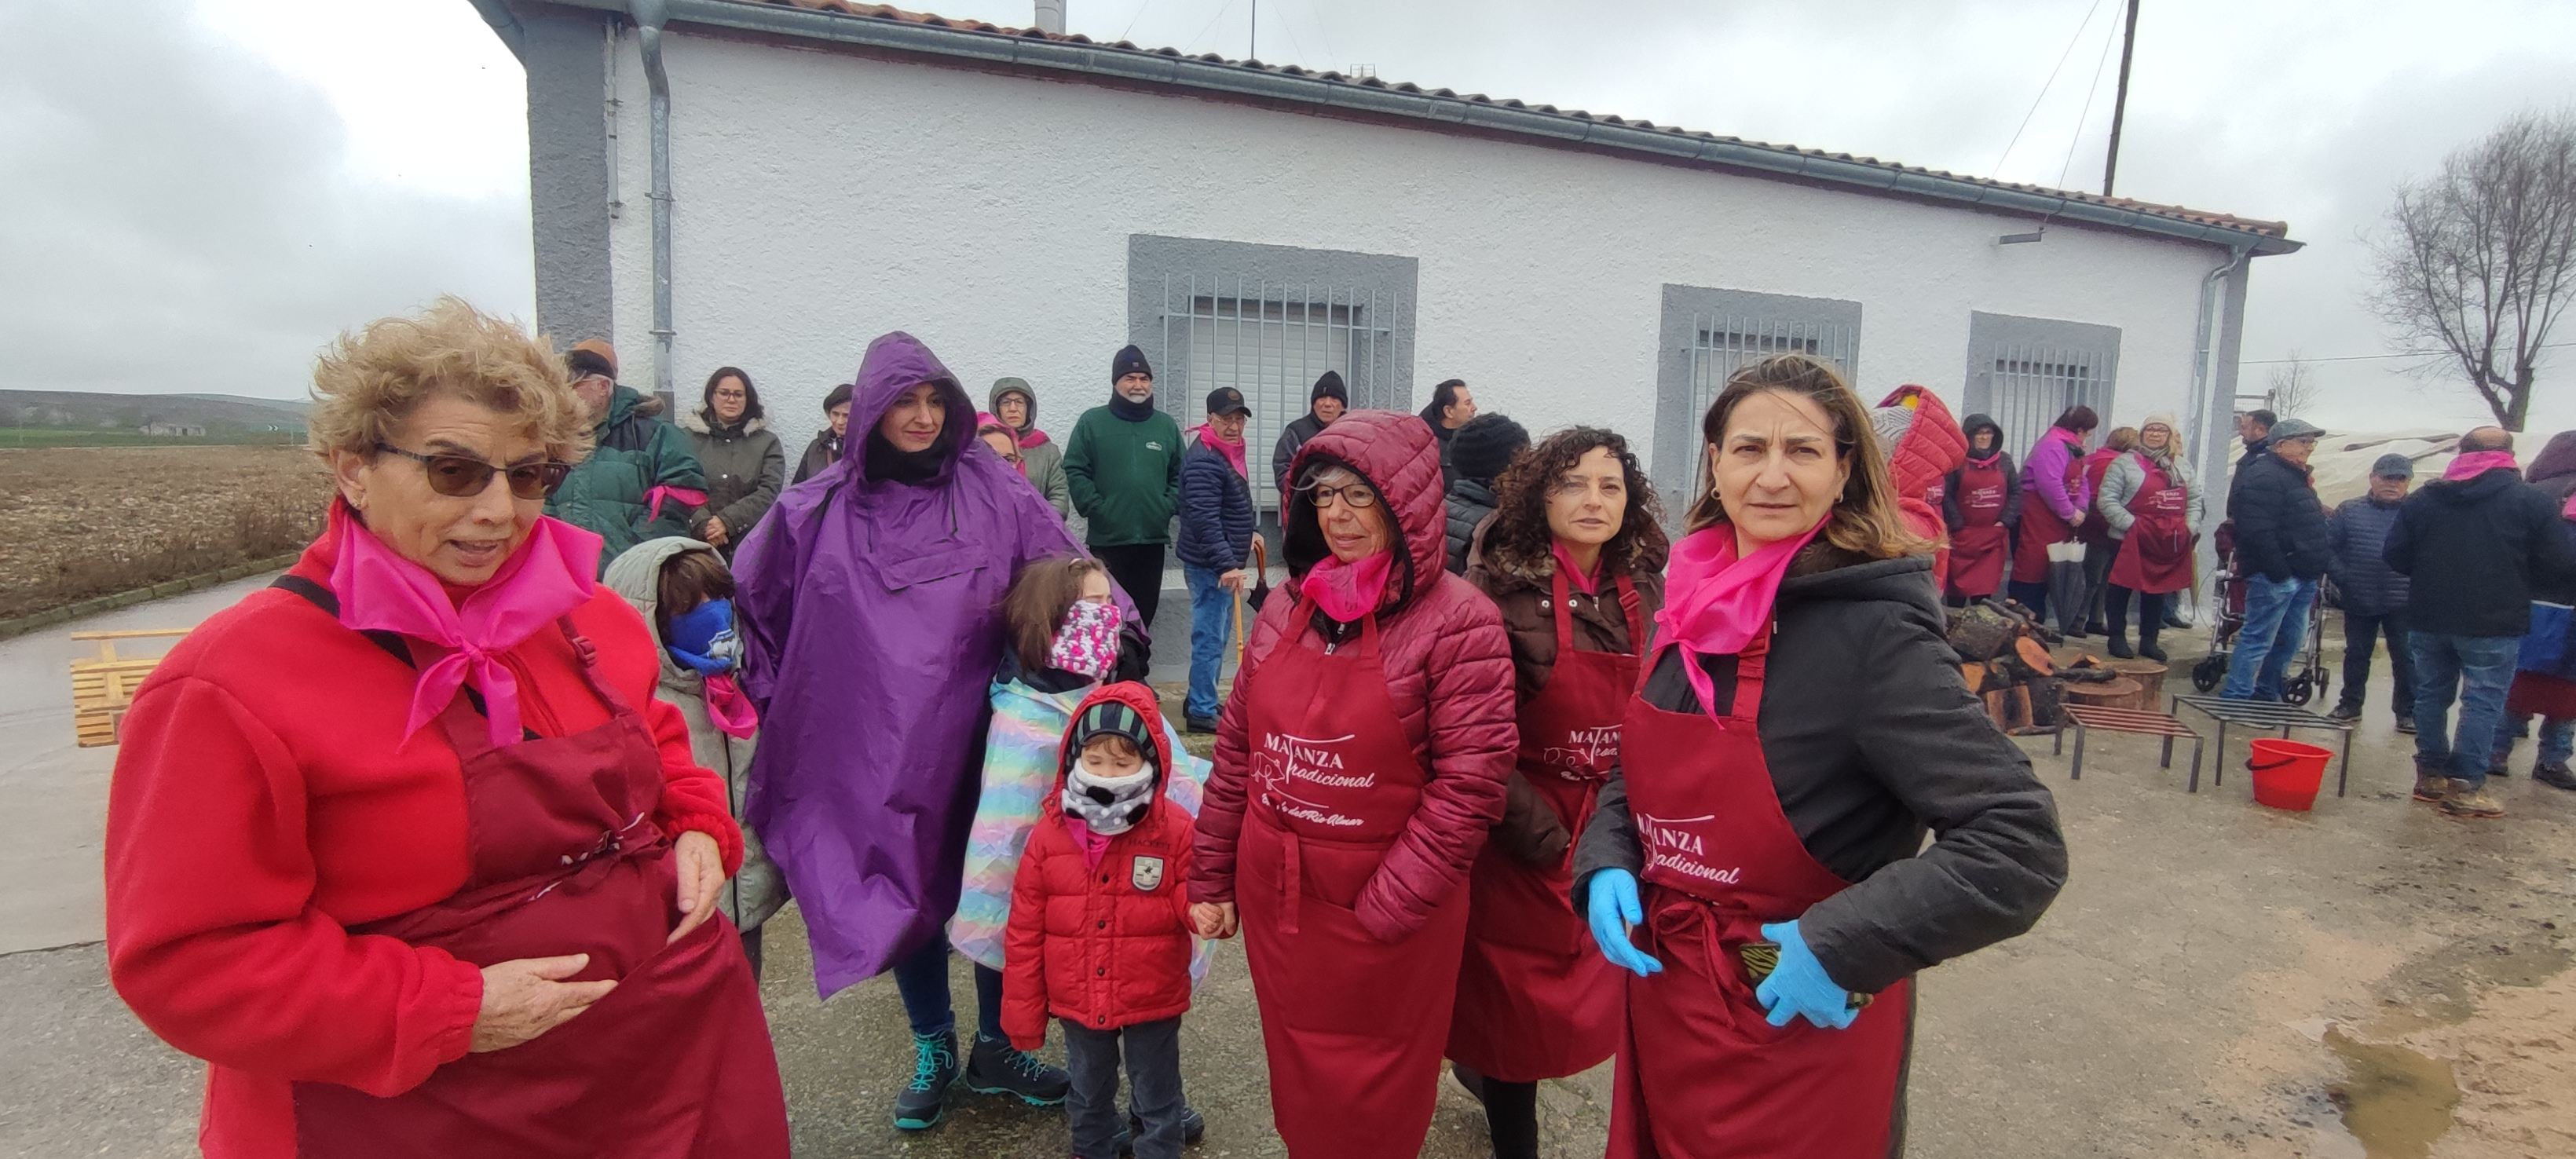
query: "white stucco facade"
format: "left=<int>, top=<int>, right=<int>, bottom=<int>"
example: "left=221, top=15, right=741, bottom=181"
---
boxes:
left=571, top=20, right=2256, bottom=499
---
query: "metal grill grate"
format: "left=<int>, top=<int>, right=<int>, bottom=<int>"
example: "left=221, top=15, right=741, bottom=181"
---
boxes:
left=1685, top=314, right=1861, bottom=425
left=1157, top=274, right=1402, bottom=515
left=1985, top=345, right=2109, bottom=463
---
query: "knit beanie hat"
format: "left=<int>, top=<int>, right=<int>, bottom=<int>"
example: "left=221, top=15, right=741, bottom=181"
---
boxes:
left=1311, top=371, right=1348, bottom=406
left=1062, top=693, right=1162, bottom=835
left=1111, top=345, right=1154, bottom=383
left=1449, top=413, right=1530, bottom=486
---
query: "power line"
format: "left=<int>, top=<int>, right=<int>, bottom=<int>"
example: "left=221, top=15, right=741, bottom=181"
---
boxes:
left=2055, top=10, right=2121, bottom=188
left=2241, top=343, right=2575, bottom=366
left=1994, top=0, right=2109, bottom=176
left=1182, top=0, right=1239, bottom=54
left=1118, top=0, right=1154, bottom=43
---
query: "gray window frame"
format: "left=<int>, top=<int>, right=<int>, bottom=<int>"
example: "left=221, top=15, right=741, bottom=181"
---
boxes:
left=1651, top=284, right=1864, bottom=513
left=1961, top=311, right=2123, bottom=463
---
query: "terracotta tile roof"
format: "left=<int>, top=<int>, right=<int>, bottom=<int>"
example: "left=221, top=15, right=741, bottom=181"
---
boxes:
left=686, top=0, right=2293, bottom=243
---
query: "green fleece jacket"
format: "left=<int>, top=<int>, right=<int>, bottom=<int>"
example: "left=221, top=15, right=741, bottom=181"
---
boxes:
left=546, top=386, right=707, bottom=574
left=1063, top=402, right=1183, bottom=547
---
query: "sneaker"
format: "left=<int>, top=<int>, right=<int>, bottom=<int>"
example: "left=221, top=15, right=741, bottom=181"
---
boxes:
left=894, top=1030, right=961, bottom=1130
left=963, top=1033, right=1070, bottom=1106
left=2138, top=641, right=2168, bottom=663
left=2326, top=704, right=2362, bottom=722
left=2394, top=716, right=2417, bottom=735
left=2412, top=773, right=2449, bottom=803
left=2489, top=762, right=2512, bottom=778
left=1184, top=716, right=1217, bottom=735
left=2440, top=781, right=2506, bottom=819
left=1119, top=1105, right=1208, bottom=1150
left=2535, top=762, right=2576, bottom=791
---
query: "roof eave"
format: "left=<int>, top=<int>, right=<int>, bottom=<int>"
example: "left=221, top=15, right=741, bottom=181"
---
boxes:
left=529, top=0, right=2301, bottom=256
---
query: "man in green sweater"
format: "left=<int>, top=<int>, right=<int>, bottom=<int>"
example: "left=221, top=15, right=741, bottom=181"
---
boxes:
left=1064, top=344, right=1183, bottom=630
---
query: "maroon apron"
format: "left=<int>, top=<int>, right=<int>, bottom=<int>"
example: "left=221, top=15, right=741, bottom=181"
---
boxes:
left=1238, top=597, right=1471, bottom=1158
left=1946, top=457, right=2011, bottom=599
left=1448, top=572, right=1641, bottom=1082
left=291, top=622, right=788, bottom=1157
left=1606, top=632, right=1912, bottom=1159
left=2011, top=446, right=2084, bottom=587
left=2106, top=455, right=2195, bottom=595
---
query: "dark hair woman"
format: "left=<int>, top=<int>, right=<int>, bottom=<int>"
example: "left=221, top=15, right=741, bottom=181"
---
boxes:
left=681, top=366, right=785, bottom=558
left=792, top=382, right=854, bottom=485
left=1942, top=414, right=2022, bottom=605
left=1573, top=353, right=2066, bottom=1158
left=1190, top=411, right=1515, bottom=1159
left=1447, top=426, right=1667, bottom=1159
left=2008, top=404, right=2101, bottom=629
left=105, top=298, right=785, bottom=1157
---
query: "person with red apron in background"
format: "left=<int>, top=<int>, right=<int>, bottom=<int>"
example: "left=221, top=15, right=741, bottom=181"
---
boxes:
left=1451, top=427, right=1668, bottom=1159
left=1574, top=354, right=2068, bottom=1159
left=1942, top=414, right=2021, bottom=605
left=2006, top=406, right=2100, bottom=628
left=2075, top=427, right=2141, bottom=635
left=1190, top=411, right=1516, bottom=1159
left=2098, top=413, right=2205, bottom=663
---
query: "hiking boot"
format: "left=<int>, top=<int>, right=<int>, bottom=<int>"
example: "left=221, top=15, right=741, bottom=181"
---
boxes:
left=2534, top=762, right=2576, bottom=791
left=894, top=1030, right=961, bottom=1130
left=2138, top=640, right=2168, bottom=663
left=2411, top=773, right=2449, bottom=803
left=2326, top=704, right=2362, bottom=722
left=2440, top=781, right=2506, bottom=819
left=964, top=1032, right=1070, bottom=1106
left=1184, top=716, right=1217, bottom=735
left=1118, top=1105, right=1208, bottom=1150
left=2108, top=635, right=2136, bottom=660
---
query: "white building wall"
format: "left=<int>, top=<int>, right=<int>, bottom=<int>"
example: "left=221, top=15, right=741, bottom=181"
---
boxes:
left=602, top=27, right=2234, bottom=481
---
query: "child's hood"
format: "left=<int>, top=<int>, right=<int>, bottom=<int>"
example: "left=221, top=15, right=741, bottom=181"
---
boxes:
left=601, top=535, right=721, bottom=689
left=1052, top=681, right=1179, bottom=796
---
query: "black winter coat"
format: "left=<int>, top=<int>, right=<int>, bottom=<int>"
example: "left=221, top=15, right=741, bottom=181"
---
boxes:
left=1176, top=438, right=1255, bottom=572
left=1270, top=414, right=1326, bottom=495
left=2385, top=468, right=2576, bottom=637
left=1572, top=550, right=2067, bottom=995
left=2227, top=452, right=2332, bottom=581
left=1444, top=478, right=1499, bottom=575
left=2326, top=496, right=2410, bottom=616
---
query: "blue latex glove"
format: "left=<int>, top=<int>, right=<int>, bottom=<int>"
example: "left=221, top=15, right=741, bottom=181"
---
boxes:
left=1755, top=920, right=1859, bottom=1030
left=1584, top=869, right=1662, bottom=977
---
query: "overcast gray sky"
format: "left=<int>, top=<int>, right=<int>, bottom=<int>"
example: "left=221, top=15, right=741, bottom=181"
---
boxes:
left=5, top=0, right=2573, bottom=433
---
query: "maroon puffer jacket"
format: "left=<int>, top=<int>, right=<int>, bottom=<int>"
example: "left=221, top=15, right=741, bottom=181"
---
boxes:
left=1191, top=410, right=1516, bottom=943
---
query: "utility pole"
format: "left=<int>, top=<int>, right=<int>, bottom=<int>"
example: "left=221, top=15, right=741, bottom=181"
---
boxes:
left=2102, top=0, right=2140, bottom=196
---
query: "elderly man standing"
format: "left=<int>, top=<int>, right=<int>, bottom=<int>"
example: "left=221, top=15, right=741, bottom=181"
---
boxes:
left=547, top=339, right=707, bottom=574
left=2222, top=418, right=2331, bottom=701
left=1066, top=346, right=1184, bottom=628
left=2385, top=426, right=2576, bottom=817
left=2327, top=455, right=2419, bottom=732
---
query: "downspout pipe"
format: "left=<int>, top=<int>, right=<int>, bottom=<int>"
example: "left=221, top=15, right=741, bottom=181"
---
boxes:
left=2189, top=245, right=2252, bottom=610
left=630, top=0, right=676, bottom=409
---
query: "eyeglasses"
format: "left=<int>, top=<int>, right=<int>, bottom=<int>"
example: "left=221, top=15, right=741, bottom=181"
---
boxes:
left=1297, top=481, right=1380, bottom=510
left=376, top=444, right=573, bottom=500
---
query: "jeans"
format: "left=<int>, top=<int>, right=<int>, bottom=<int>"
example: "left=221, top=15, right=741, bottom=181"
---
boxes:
left=2338, top=610, right=2417, bottom=718
left=2492, top=711, right=2576, bottom=769
left=1093, top=543, right=1166, bottom=631
left=891, top=940, right=1006, bottom=1041
left=1182, top=564, right=1235, bottom=722
left=1063, top=1017, right=1186, bottom=1159
left=2221, top=576, right=2315, bottom=700
left=2408, top=632, right=2519, bottom=787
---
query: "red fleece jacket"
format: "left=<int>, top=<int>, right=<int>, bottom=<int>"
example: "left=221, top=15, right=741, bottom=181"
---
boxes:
left=104, top=529, right=741, bottom=1159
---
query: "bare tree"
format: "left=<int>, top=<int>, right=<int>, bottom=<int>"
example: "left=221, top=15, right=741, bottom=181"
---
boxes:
left=2369, top=108, right=2576, bottom=432
left=2265, top=353, right=2318, bottom=419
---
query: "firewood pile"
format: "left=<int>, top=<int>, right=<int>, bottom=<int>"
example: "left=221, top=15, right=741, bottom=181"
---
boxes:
left=1947, top=600, right=2129, bottom=734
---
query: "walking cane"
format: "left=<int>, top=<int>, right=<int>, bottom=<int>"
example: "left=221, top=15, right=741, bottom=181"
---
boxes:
left=1235, top=537, right=1267, bottom=669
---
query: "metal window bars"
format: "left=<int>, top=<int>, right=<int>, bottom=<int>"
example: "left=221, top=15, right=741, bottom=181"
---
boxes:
left=1158, top=273, right=1402, bottom=517
left=1685, top=314, right=1859, bottom=424
left=1987, top=344, right=2108, bottom=462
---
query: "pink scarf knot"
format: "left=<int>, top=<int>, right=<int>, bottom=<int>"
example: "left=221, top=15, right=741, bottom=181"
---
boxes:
left=1300, top=550, right=1394, bottom=622
left=1193, top=425, right=1250, bottom=479
left=1552, top=540, right=1602, bottom=595
left=2444, top=450, right=2519, bottom=481
left=1653, top=521, right=1824, bottom=720
left=329, top=510, right=603, bottom=748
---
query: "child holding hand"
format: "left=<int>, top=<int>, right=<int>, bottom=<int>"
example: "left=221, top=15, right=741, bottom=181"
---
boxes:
left=1003, top=683, right=1209, bottom=1159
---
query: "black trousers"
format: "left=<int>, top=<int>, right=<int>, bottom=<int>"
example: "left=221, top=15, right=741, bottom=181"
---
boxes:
left=2340, top=609, right=2417, bottom=718
left=1093, top=543, right=1166, bottom=631
left=1063, top=1017, right=1185, bottom=1159
left=2105, top=585, right=2167, bottom=646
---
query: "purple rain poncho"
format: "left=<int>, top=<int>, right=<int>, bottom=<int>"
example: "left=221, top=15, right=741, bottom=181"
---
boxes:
left=734, top=331, right=1110, bottom=997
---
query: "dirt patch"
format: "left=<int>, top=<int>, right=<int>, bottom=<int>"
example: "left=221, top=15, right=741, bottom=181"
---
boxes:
left=0, top=446, right=329, bottom=620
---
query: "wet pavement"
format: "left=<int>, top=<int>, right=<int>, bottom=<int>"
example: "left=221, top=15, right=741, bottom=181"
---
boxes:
left=3, top=590, right=2571, bottom=1157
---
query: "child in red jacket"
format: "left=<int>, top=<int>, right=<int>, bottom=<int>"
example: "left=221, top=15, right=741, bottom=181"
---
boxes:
left=1004, top=682, right=1200, bottom=1159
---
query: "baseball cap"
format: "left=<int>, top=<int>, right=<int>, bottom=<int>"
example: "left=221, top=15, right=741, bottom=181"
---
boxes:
left=1205, top=387, right=1250, bottom=417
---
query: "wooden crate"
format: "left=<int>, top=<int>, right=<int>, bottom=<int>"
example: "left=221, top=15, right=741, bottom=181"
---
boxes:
left=68, top=631, right=189, bottom=748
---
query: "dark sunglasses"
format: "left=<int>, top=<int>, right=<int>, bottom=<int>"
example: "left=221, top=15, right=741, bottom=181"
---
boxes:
left=376, top=444, right=573, bottom=500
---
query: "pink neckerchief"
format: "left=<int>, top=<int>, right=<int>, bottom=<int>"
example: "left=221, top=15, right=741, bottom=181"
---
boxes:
left=704, top=673, right=759, bottom=739
left=1064, top=814, right=1114, bottom=869
left=2445, top=450, right=2519, bottom=481
left=1551, top=539, right=1602, bottom=595
left=1300, top=550, right=1395, bottom=622
left=1193, top=425, right=1250, bottom=478
left=1018, top=426, right=1052, bottom=449
left=1654, top=521, right=1825, bottom=721
left=329, top=506, right=603, bottom=748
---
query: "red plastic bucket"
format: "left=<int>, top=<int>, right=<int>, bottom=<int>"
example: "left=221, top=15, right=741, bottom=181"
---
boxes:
left=2247, top=739, right=2331, bottom=811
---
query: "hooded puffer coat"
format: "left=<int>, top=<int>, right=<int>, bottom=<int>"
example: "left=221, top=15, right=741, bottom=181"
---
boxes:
left=732, top=332, right=1110, bottom=997
left=1191, top=410, right=1516, bottom=943
left=679, top=408, right=785, bottom=552
left=547, top=386, right=708, bottom=574
left=990, top=377, right=1073, bottom=520
left=1001, top=682, right=1201, bottom=1048
left=1875, top=385, right=1968, bottom=588
left=602, top=536, right=787, bottom=932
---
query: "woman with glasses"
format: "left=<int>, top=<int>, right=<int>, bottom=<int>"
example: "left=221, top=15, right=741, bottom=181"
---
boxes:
left=679, top=366, right=785, bottom=558
left=976, top=413, right=1030, bottom=475
left=104, top=298, right=787, bottom=1158
left=1447, top=426, right=1667, bottom=1159
left=1190, top=410, right=1515, bottom=1158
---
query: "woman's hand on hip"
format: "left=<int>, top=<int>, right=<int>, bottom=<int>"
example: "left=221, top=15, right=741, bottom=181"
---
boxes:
left=668, top=830, right=725, bottom=945
left=470, top=954, right=617, bottom=1052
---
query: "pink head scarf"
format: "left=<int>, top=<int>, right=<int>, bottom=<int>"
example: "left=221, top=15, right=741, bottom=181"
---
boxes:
left=328, top=506, right=604, bottom=748
left=1653, top=519, right=1826, bottom=719
left=1301, top=550, right=1395, bottom=622
left=2444, top=450, right=2519, bottom=481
